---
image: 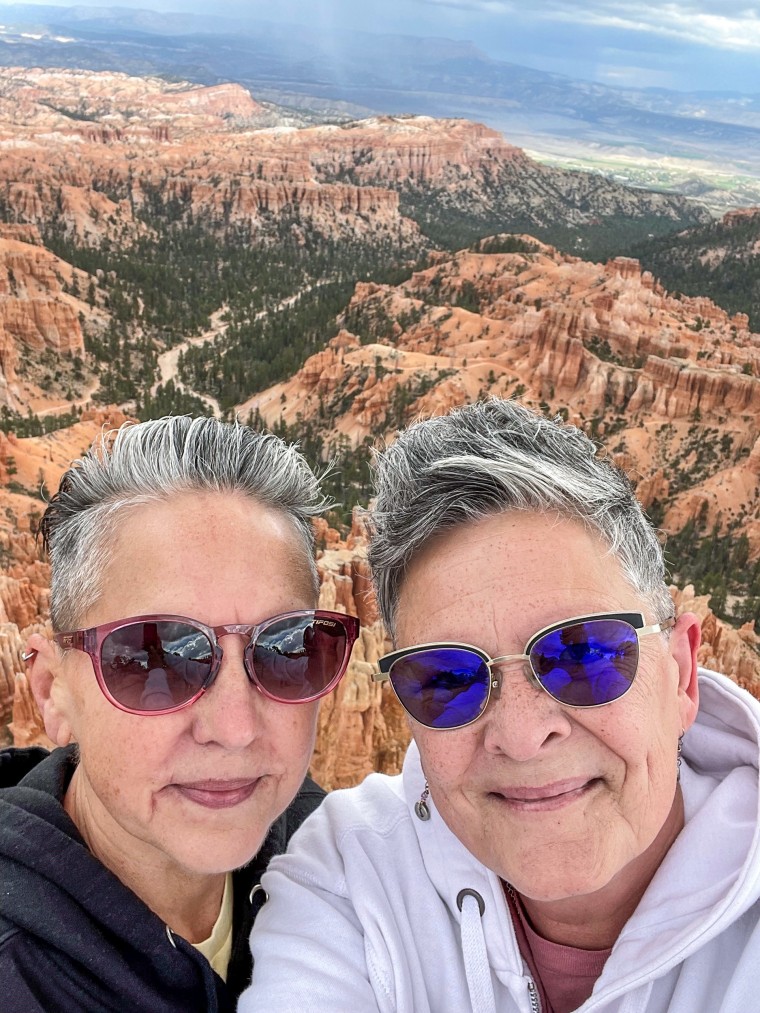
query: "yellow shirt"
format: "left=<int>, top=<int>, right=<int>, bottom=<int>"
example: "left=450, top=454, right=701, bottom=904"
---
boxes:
left=191, top=873, right=234, bottom=982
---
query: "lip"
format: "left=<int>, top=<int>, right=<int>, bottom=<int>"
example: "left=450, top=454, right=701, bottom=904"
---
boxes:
left=492, top=777, right=600, bottom=812
left=171, top=778, right=259, bottom=810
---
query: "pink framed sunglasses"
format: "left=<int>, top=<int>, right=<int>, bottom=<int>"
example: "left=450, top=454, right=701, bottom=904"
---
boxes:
left=29, top=610, right=359, bottom=716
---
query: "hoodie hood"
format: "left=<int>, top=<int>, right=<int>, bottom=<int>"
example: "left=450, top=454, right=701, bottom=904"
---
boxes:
left=589, top=670, right=760, bottom=1007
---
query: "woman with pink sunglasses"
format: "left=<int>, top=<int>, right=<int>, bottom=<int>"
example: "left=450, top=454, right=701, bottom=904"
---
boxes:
left=243, top=398, right=760, bottom=1013
left=0, top=415, right=358, bottom=1013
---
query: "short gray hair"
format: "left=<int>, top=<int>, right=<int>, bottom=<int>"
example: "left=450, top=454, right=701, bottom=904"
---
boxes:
left=41, top=415, right=328, bottom=631
left=369, top=398, right=673, bottom=639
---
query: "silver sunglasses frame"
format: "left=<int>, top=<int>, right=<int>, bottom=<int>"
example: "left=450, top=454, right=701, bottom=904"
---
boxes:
left=374, top=610, right=676, bottom=729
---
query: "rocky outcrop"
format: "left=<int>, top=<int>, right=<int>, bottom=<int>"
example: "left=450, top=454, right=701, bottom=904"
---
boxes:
left=0, top=69, right=262, bottom=134
left=0, top=69, right=421, bottom=245
left=310, top=509, right=409, bottom=789
left=0, top=67, right=707, bottom=251
left=250, top=241, right=760, bottom=423
left=670, top=585, right=760, bottom=697
left=0, top=236, right=97, bottom=408
left=309, top=117, right=527, bottom=185
left=632, top=357, right=759, bottom=418
left=243, top=242, right=760, bottom=565
left=0, top=239, right=88, bottom=356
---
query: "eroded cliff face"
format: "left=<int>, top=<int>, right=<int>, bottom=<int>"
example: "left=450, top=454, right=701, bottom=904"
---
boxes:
left=0, top=235, right=99, bottom=408
left=0, top=67, right=706, bottom=255
left=0, top=409, right=129, bottom=747
left=0, top=68, right=418, bottom=246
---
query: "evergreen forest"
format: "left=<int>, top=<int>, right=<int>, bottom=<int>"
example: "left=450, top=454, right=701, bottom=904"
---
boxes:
left=634, top=213, right=760, bottom=331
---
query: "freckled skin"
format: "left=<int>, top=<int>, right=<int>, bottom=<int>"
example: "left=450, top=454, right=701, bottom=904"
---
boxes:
left=31, top=491, right=320, bottom=940
left=397, top=511, right=700, bottom=947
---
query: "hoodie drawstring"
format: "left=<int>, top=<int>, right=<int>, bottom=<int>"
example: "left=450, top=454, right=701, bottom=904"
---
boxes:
left=457, top=889, right=497, bottom=1013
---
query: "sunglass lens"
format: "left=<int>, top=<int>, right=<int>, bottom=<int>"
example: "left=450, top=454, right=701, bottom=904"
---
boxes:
left=389, top=648, right=490, bottom=729
left=100, top=621, right=213, bottom=711
left=250, top=614, right=349, bottom=702
left=530, top=619, right=639, bottom=707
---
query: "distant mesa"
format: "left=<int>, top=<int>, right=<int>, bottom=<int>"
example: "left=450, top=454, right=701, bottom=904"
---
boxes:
left=0, top=67, right=708, bottom=254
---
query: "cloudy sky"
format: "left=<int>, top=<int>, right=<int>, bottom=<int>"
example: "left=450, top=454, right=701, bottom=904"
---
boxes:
left=7, top=0, right=760, bottom=92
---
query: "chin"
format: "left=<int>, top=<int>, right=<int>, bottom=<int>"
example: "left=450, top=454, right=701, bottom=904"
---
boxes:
left=171, top=834, right=267, bottom=877
left=509, top=864, right=616, bottom=902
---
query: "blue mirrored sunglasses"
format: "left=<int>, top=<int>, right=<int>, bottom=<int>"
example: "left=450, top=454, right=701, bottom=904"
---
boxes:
left=375, top=612, right=675, bottom=730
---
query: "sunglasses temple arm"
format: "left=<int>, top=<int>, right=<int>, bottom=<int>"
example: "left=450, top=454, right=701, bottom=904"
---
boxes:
left=639, top=617, right=676, bottom=638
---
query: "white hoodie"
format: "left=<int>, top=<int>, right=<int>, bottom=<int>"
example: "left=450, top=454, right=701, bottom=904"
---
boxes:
left=240, top=670, right=760, bottom=1013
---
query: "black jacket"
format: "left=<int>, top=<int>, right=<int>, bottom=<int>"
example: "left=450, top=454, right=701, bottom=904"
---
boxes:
left=0, top=745, right=325, bottom=1012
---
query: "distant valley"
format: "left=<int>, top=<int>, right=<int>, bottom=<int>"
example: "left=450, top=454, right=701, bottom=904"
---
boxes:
left=1, top=5, right=760, bottom=211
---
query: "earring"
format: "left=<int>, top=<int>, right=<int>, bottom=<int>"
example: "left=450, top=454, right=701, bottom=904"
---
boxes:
left=677, top=731, right=684, bottom=782
left=415, top=781, right=431, bottom=821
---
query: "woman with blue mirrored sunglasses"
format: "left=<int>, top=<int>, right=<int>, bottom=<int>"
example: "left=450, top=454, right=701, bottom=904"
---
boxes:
left=243, top=398, right=760, bottom=1013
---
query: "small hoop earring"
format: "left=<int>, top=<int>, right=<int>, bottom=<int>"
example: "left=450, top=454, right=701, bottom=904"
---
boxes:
left=415, top=781, right=431, bottom=821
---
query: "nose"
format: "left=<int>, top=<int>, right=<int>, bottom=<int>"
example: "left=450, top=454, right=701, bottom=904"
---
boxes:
left=482, top=658, right=573, bottom=760
left=191, top=634, right=262, bottom=749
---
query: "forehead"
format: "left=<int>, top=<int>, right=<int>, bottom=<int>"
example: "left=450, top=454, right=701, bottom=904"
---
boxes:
left=82, top=491, right=316, bottom=625
left=396, top=511, right=639, bottom=645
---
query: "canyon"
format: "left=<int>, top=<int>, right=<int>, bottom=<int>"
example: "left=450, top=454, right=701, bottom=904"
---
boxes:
left=0, top=68, right=706, bottom=253
left=2, top=236, right=760, bottom=783
left=247, top=238, right=760, bottom=541
left=0, top=69, right=757, bottom=786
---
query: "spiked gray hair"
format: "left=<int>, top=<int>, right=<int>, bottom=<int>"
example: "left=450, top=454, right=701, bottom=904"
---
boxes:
left=368, top=398, right=673, bottom=640
left=40, top=415, right=328, bottom=631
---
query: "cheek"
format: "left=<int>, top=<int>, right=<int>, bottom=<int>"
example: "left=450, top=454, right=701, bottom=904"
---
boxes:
left=80, top=714, right=169, bottom=796
left=587, top=670, right=681, bottom=793
left=271, top=702, right=319, bottom=773
left=69, top=674, right=179, bottom=796
left=414, top=728, right=476, bottom=793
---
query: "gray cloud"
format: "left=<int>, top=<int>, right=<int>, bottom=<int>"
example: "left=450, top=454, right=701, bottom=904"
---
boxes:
left=417, top=0, right=760, bottom=51
left=10, top=0, right=760, bottom=90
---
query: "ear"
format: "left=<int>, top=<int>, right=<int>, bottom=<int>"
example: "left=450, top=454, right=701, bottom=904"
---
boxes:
left=669, top=611, right=701, bottom=733
left=25, top=633, right=77, bottom=747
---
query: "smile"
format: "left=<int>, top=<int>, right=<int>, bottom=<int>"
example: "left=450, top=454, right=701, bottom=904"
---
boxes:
left=170, top=779, right=260, bottom=810
left=492, top=777, right=601, bottom=812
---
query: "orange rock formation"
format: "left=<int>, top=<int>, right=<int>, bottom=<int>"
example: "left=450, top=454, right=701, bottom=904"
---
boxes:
left=0, top=71, right=757, bottom=784
left=0, top=68, right=422, bottom=245
left=245, top=239, right=760, bottom=553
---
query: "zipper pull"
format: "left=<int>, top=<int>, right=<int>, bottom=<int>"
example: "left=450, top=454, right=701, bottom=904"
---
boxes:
left=527, top=978, right=541, bottom=1013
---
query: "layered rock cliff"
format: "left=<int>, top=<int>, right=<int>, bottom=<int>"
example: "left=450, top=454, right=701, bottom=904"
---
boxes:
left=0, top=67, right=706, bottom=252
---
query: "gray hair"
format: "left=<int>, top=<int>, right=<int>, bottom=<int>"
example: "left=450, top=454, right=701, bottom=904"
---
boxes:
left=368, top=398, right=673, bottom=639
left=41, top=415, right=328, bottom=631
